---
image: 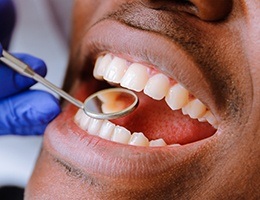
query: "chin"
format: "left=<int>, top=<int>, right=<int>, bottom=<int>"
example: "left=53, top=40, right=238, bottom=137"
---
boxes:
left=25, top=1, right=260, bottom=199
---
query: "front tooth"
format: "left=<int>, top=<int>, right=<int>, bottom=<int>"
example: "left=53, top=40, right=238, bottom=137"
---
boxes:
left=88, top=118, right=103, bottom=135
left=111, top=126, right=131, bottom=144
left=165, top=84, right=189, bottom=110
left=183, top=99, right=207, bottom=119
left=128, top=132, right=149, bottom=146
left=99, top=120, right=115, bottom=140
left=93, top=54, right=112, bottom=80
left=149, top=138, right=167, bottom=147
left=120, top=63, right=149, bottom=92
left=144, top=73, right=170, bottom=100
left=104, top=57, right=128, bottom=83
left=93, top=56, right=104, bottom=80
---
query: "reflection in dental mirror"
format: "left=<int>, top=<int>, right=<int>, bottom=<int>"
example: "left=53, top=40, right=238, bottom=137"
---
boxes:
left=83, top=88, right=139, bottom=120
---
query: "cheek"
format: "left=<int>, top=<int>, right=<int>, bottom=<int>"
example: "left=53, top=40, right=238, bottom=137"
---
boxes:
left=24, top=150, right=89, bottom=199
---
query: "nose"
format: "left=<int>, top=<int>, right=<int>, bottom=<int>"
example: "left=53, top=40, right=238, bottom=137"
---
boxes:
left=141, top=0, right=233, bottom=21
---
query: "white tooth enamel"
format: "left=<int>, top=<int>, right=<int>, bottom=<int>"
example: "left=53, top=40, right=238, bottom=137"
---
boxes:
left=183, top=99, right=207, bottom=119
left=203, top=111, right=218, bottom=127
left=144, top=73, right=170, bottom=100
left=198, top=117, right=207, bottom=122
left=88, top=118, right=103, bottom=135
left=111, top=126, right=131, bottom=144
left=182, top=107, right=188, bottom=115
left=74, top=109, right=84, bottom=125
left=104, top=57, right=128, bottom=83
left=93, top=54, right=112, bottom=80
left=99, top=120, right=115, bottom=139
left=149, top=138, right=167, bottom=147
left=128, top=132, right=149, bottom=146
left=93, top=55, right=104, bottom=80
left=74, top=109, right=91, bottom=130
left=169, top=144, right=181, bottom=147
left=165, top=84, right=189, bottom=110
left=120, top=63, right=149, bottom=92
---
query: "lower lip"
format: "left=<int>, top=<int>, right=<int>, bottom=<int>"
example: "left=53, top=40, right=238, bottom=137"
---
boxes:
left=43, top=82, right=215, bottom=178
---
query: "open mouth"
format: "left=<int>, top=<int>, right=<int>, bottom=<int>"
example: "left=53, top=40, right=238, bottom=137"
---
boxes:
left=73, top=52, right=217, bottom=147
left=41, top=18, right=225, bottom=186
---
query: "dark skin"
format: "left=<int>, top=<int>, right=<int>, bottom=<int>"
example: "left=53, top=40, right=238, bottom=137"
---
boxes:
left=25, top=0, right=260, bottom=199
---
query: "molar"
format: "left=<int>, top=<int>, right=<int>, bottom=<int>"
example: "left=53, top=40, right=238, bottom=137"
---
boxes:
left=201, top=111, right=218, bottom=128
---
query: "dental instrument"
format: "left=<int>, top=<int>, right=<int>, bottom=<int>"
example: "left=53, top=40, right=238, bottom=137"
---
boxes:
left=0, top=49, right=139, bottom=120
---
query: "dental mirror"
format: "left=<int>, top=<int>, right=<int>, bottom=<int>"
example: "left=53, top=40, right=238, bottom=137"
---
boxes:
left=0, top=50, right=139, bottom=120
left=83, top=88, right=139, bottom=120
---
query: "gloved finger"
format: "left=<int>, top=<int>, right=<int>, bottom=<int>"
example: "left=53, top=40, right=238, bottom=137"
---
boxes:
left=0, top=90, right=61, bottom=135
left=0, top=0, right=16, bottom=49
left=0, top=53, right=47, bottom=99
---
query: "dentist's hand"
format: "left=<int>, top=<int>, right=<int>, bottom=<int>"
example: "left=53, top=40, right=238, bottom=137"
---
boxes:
left=0, top=45, right=61, bottom=135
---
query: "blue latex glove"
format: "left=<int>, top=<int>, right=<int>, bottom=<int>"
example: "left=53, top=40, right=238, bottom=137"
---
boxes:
left=0, top=46, right=61, bottom=135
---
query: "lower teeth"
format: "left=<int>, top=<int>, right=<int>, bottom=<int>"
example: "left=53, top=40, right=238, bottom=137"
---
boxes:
left=74, top=109, right=172, bottom=147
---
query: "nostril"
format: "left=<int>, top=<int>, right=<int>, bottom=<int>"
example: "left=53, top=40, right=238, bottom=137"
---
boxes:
left=189, top=0, right=233, bottom=21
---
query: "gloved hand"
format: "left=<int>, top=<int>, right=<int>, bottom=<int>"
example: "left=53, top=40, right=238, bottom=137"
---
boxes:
left=0, top=44, right=61, bottom=135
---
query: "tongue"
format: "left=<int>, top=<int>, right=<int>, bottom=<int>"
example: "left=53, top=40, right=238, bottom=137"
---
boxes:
left=112, top=92, right=216, bottom=145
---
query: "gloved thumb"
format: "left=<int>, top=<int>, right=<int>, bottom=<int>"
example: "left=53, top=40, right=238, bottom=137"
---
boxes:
left=0, top=90, right=61, bottom=135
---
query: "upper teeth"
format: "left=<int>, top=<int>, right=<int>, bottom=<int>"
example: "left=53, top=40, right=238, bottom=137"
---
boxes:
left=74, top=53, right=219, bottom=147
left=93, top=53, right=217, bottom=126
